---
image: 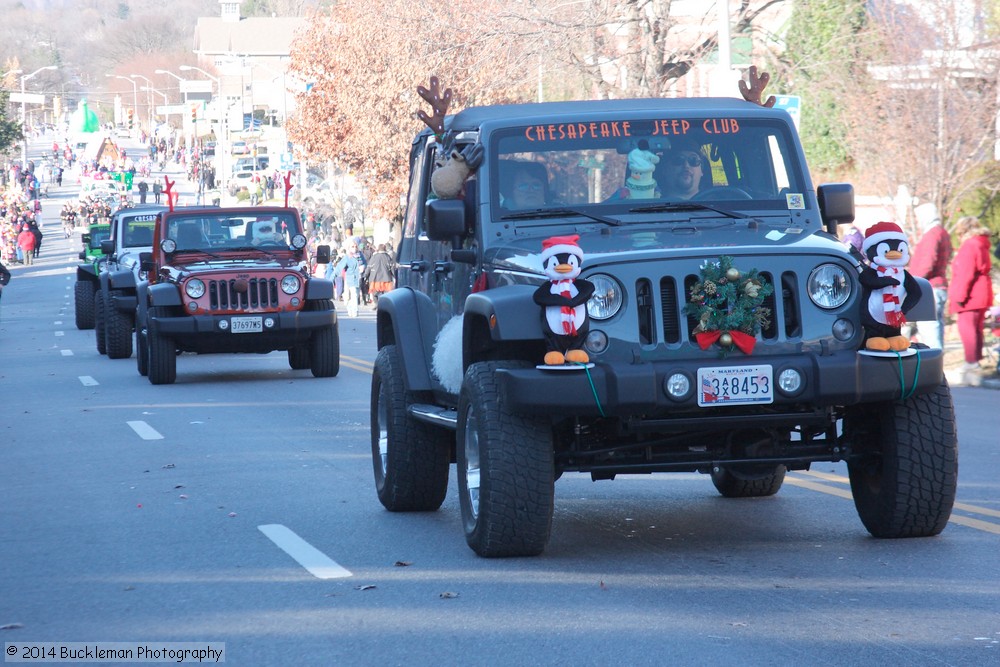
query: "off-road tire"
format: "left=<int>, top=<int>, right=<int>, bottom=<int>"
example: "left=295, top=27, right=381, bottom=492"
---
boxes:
left=711, top=464, right=786, bottom=498
left=846, top=380, right=958, bottom=538
left=94, top=290, right=107, bottom=355
left=288, top=346, right=310, bottom=370
left=370, top=344, right=450, bottom=511
left=135, top=323, right=148, bottom=377
left=308, top=300, right=339, bottom=378
left=457, top=361, right=554, bottom=558
left=74, top=281, right=96, bottom=330
left=105, top=291, right=133, bottom=359
left=147, top=307, right=177, bottom=385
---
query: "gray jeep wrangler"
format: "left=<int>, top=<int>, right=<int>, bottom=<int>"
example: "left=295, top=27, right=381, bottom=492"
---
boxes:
left=371, top=95, right=957, bottom=557
left=76, top=205, right=165, bottom=359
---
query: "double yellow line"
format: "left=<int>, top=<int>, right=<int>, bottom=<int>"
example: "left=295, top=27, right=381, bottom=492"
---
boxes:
left=340, top=354, right=374, bottom=374
left=787, top=471, right=1000, bottom=535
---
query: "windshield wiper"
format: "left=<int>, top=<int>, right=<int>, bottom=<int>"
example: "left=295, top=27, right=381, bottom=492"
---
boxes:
left=629, top=202, right=748, bottom=219
left=500, top=208, right=621, bottom=226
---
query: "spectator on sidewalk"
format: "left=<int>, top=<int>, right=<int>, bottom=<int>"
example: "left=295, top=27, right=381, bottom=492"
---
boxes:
left=16, top=225, right=36, bottom=266
left=0, top=258, right=9, bottom=319
left=908, top=203, right=952, bottom=349
left=948, top=216, right=994, bottom=373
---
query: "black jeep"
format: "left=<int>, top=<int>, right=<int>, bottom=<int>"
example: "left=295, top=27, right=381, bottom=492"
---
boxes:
left=371, top=96, right=957, bottom=557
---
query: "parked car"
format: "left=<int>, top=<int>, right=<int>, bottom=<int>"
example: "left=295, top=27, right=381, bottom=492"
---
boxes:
left=231, top=141, right=250, bottom=156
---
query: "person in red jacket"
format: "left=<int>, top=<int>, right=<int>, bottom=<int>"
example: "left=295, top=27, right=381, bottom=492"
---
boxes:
left=908, top=203, right=952, bottom=348
left=16, top=225, right=36, bottom=266
left=948, top=216, right=994, bottom=371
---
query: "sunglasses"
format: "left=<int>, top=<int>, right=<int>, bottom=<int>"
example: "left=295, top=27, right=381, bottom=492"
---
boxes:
left=670, top=154, right=702, bottom=168
left=515, top=182, right=544, bottom=192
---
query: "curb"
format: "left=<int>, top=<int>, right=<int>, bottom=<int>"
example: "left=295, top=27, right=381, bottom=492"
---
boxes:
left=945, top=369, right=1000, bottom=389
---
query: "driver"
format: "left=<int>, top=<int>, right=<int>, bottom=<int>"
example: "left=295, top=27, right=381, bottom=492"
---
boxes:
left=659, top=139, right=709, bottom=200
left=251, top=219, right=284, bottom=246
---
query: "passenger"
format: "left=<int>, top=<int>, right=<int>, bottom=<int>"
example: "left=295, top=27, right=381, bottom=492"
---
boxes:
left=500, top=161, right=549, bottom=209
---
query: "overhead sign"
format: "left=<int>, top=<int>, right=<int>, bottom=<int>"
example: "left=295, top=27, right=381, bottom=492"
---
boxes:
left=774, top=95, right=801, bottom=131
left=9, top=92, right=45, bottom=104
left=180, top=80, right=213, bottom=95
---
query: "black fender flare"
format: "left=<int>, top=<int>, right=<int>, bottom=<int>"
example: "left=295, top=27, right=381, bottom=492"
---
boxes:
left=108, top=268, right=137, bottom=293
left=903, top=276, right=935, bottom=321
left=148, top=282, right=182, bottom=308
left=305, top=277, right=334, bottom=301
left=76, top=263, right=99, bottom=283
left=462, top=285, right=546, bottom=368
left=375, top=287, right=439, bottom=392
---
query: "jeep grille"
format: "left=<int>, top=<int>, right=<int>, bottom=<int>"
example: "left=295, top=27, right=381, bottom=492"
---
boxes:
left=208, top=278, right=280, bottom=311
left=634, top=271, right=801, bottom=345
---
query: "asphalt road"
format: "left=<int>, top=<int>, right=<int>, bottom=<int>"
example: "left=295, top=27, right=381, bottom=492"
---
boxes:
left=1, top=136, right=998, bottom=666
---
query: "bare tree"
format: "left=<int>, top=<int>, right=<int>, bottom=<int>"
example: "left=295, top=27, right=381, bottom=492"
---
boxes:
left=841, top=1, right=998, bottom=230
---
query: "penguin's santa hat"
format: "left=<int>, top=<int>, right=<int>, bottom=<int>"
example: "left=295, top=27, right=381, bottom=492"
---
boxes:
left=541, top=235, right=583, bottom=263
left=862, top=221, right=906, bottom=253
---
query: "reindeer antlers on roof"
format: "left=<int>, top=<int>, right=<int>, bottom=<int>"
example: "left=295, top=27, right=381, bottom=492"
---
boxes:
left=416, top=75, right=453, bottom=138
left=738, top=65, right=776, bottom=108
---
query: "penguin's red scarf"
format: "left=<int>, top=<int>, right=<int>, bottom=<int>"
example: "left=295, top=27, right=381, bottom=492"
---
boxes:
left=553, top=279, right=577, bottom=335
left=876, top=265, right=906, bottom=327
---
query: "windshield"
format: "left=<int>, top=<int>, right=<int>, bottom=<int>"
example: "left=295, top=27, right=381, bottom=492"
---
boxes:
left=491, top=117, right=805, bottom=220
left=165, top=212, right=301, bottom=252
left=122, top=213, right=158, bottom=247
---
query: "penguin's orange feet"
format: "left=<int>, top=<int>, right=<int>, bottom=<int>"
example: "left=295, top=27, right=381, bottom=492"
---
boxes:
left=865, top=337, right=890, bottom=351
left=565, top=349, right=590, bottom=364
left=544, top=351, right=566, bottom=365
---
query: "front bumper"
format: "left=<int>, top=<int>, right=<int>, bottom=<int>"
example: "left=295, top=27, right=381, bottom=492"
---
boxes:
left=497, top=348, right=943, bottom=418
left=149, top=309, right=336, bottom=353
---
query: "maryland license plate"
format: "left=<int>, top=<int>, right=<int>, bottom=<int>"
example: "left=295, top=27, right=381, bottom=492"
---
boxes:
left=230, top=316, right=263, bottom=333
left=697, top=365, right=773, bottom=407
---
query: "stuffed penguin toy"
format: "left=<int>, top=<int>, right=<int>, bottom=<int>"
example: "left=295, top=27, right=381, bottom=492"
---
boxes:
left=533, top=235, right=596, bottom=365
left=859, top=221, right=922, bottom=351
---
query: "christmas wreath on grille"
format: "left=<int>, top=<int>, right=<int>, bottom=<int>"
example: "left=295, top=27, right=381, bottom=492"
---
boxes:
left=684, top=256, right=774, bottom=355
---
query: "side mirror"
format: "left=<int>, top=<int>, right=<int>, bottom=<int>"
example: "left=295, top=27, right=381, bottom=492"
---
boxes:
left=139, top=251, right=154, bottom=273
left=315, top=244, right=331, bottom=264
left=100, top=239, right=114, bottom=255
left=426, top=198, right=467, bottom=249
left=817, top=183, right=855, bottom=236
left=78, top=250, right=86, bottom=260
left=81, top=233, right=91, bottom=246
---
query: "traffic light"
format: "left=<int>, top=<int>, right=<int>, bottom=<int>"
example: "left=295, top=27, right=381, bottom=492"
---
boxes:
left=191, top=104, right=198, bottom=124
left=127, top=108, right=134, bottom=129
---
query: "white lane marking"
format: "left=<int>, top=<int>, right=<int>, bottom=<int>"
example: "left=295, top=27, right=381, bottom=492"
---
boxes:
left=258, top=524, right=352, bottom=579
left=54, top=320, right=62, bottom=325
left=61, top=349, right=74, bottom=356
left=55, top=331, right=65, bottom=336
left=127, top=420, right=164, bottom=440
left=78, top=376, right=99, bottom=386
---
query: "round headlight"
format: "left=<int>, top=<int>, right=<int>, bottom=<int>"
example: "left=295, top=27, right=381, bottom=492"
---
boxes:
left=160, top=239, right=176, bottom=253
left=280, top=275, right=301, bottom=294
left=586, top=274, right=623, bottom=320
left=185, top=278, right=206, bottom=298
left=291, top=233, right=307, bottom=250
left=807, top=264, right=851, bottom=309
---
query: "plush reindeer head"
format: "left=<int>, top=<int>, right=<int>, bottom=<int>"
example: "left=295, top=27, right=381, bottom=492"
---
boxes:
left=416, top=75, right=484, bottom=199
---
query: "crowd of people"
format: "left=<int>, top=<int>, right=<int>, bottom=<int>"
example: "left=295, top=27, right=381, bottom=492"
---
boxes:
left=1, top=170, right=45, bottom=267
left=310, top=223, right=397, bottom=318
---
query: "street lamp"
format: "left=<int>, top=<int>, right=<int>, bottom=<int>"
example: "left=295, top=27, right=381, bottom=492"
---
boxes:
left=20, top=65, right=58, bottom=167
left=155, top=69, right=188, bottom=102
left=106, top=74, right=138, bottom=131
left=131, top=74, right=155, bottom=133
left=179, top=65, right=227, bottom=197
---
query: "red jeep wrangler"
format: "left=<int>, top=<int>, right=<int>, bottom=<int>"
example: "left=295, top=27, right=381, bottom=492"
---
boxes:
left=136, top=206, right=339, bottom=384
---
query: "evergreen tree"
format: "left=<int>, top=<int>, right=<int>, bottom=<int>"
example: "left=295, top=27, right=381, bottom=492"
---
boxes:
left=781, top=0, right=867, bottom=176
left=0, top=90, right=23, bottom=155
